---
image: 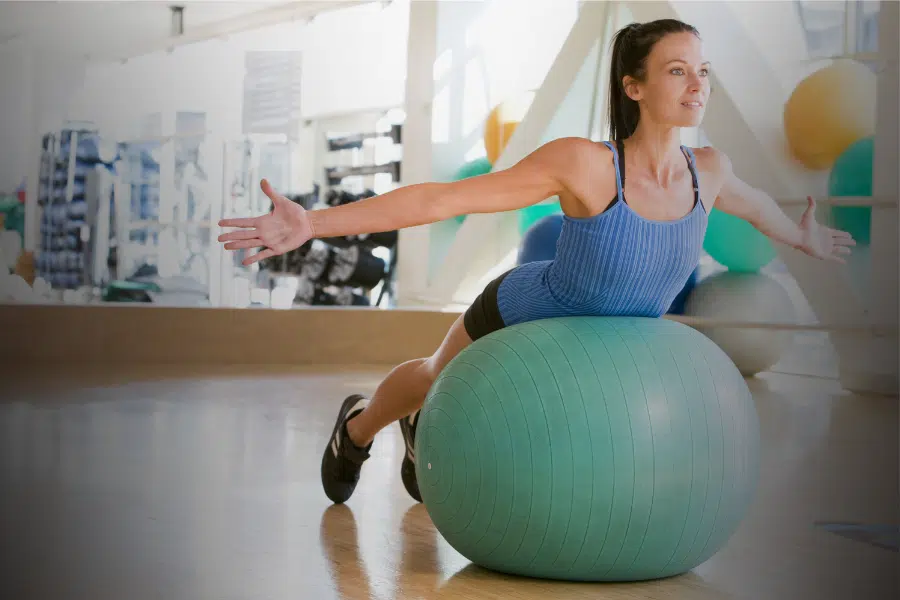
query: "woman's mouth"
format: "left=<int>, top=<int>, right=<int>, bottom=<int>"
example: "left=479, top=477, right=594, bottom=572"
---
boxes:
left=682, top=101, right=703, bottom=108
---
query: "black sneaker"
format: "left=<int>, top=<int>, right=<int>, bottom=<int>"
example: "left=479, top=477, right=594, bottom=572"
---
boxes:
left=398, top=409, right=422, bottom=502
left=321, top=394, right=372, bottom=504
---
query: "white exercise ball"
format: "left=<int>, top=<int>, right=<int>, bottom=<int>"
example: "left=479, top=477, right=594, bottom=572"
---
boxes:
left=684, top=271, right=797, bottom=376
left=0, top=272, right=37, bottom=303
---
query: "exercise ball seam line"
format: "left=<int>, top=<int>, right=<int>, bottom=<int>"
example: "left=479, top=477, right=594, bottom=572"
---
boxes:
left=582, top=322, right=640, bottom=577
left=555, top=320, right=602, bottom=575
left=494, top=331, right=552, bottom=565
left=430, top=389, right=479, bottom=534
left=658, top=344, right=698, bottom=573
left=510, top=324, right=571, bottom=570
left=579, top=322, right=630, bottom=575
left=441, top=358, right=507, bottom=553
left=691, top=348, right=738, bottom=565
left=423, top=408, right=459, bottom=508
left=419, top=407, right=455, bottom=504
left=682, top=348, right=722, bottom=566
left=601, top=331, right=658, bottom=577
left=679, top=348, right=713, bottom=567
left=692, top=348, right=730, bottom=566
left=535, top=320, right=595, bottom=573
left=582, top=320, right=633, bottom=576
left=472, top=337, right=537, bottom=562
left=616, top=331, right=673, bottom=574
left=455, top=349, right=527, bottom=559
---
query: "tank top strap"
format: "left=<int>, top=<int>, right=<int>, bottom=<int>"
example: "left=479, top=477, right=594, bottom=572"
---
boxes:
left=601, top=140, right=625, bottom=204
left=680, top=145, right=704, bottom=212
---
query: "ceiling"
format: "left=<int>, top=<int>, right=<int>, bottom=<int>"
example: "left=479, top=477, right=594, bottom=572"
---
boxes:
left=0, top=1, right=370, bottom=62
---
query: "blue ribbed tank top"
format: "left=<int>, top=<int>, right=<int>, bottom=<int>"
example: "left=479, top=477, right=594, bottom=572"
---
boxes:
left=496, top=140, right=708, bottom=326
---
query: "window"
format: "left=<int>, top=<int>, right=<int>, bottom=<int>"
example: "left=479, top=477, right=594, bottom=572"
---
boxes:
left=795, top=0, right=880, bottom=60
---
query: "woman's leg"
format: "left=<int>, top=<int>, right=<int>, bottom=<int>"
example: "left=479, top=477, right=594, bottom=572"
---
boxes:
left=346, top=313, right=472, bottom=447
left=320, top=313, right=473, bottom=504
left=320, top=268, right=511, bottom=504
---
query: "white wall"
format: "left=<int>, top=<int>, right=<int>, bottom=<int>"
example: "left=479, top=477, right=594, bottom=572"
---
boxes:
left=0, top=42, right=30, bottom=192
left=428, top=0, right=580, bottom=183
left=64, top=1, right=410, bottom=139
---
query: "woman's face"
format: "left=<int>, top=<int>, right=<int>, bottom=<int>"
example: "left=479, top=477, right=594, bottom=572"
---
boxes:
left=625, top=31, right=711, bottom=128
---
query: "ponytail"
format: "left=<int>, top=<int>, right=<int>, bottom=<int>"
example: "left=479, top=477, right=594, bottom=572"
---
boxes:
left=606, top=19, right=700, bottom=141
left=608, top=24, right=642, bottom=141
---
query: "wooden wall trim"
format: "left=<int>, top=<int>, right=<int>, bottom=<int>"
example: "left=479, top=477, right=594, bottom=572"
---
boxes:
left=0, top=304, right=461, bottom=366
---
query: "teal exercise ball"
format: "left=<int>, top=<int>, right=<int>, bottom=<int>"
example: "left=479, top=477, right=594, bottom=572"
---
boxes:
left=416, top=316, right=760, bottom=582
left=518, top=199, right=562, bottom=234
left=703, top=207, right=776, bottom=272
left=828, top=136, right=873, bottom=245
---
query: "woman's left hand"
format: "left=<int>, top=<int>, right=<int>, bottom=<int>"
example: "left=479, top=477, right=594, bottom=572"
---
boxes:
left=797, top=196, right=856, bottom=263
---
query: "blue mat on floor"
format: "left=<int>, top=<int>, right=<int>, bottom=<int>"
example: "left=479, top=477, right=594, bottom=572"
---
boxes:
left=815, top=522, right=900, bottom=552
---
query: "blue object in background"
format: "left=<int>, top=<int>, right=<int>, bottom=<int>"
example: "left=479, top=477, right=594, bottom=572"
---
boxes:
left=667, top=266, right=700, bottom=315
left=517, top=214, right=564, bottom=265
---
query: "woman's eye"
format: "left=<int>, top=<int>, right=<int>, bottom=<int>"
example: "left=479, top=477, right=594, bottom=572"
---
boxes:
left=699, top=68, right=709, bottom=76
left=671, top=68, right=684, bottom=75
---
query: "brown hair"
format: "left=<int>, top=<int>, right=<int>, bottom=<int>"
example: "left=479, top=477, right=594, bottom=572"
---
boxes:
left=607, top=19, right=700, bottom=140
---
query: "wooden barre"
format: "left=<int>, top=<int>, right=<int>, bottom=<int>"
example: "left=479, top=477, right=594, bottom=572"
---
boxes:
left=777, top=196, right=897, bottom=208
left=664, top=315, right=899, bottom=337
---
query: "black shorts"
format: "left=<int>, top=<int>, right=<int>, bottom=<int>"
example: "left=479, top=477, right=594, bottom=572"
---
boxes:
left=463, top=269, right=510, bottom=341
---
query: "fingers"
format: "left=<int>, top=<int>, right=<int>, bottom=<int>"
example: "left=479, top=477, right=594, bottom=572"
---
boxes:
left=218, top=228, right=259, bottom=243
left=830, top=229, right=856, bottom=245
left=218, top=216, right=259, bottom=228
left=260, top=178, right=285, bottom=204
left=833, top=245, right=852, bottom=255
left=242, top=247, right=277, bottom=266
left=224, top=238, right=264, bottom=251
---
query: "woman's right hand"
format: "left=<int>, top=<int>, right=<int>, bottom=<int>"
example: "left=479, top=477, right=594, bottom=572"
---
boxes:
left=218, top=179, right=314, bottom=266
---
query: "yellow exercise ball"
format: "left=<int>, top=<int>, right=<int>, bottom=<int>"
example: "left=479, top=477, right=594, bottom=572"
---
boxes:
left=783, top=59, right=877, bottom=170
left=483, top=91, right=534, bottom=165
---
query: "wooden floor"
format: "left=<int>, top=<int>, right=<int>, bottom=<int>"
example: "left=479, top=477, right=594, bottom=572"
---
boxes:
left=1, top=357, right=897, bottom=600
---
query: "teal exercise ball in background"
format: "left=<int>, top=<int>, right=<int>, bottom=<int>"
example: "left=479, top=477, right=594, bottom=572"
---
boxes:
left=828, top=135, right=873, bottom=245
left=518, top=199, right=562, bottom=233
left=416, top=316, right=760, bottom=582
left=703, top=207, right=776, bottom=272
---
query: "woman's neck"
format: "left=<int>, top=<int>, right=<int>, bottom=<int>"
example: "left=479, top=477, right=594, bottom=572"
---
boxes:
left=624, top=122, right=686, bottom=187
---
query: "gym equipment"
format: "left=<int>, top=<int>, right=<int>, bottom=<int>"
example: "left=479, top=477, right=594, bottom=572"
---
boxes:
left=483, top=92, right=534, bottom=165
left=326, top=124, right=402, bottom=151
left=703, top=207, right=776, bottom=272
left=828, top=136, right=873, bottom=245
left=327, top=245, right=386, bottom=289
left=783, top=59, right=876, bottom=170
left=416, top=316, right=760, bottom=582
left=683, top=271, right=796, bottom=376
left=325, top=162, right=401, bottom=186
left=517, top=213, right=563, bottom=264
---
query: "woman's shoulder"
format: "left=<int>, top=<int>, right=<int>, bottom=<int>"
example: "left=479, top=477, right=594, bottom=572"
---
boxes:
left=531, top=137, right=618, bottom=183
left=685, top=145, right=733, bottom=177
left=531, top=137, right=619, bottom=217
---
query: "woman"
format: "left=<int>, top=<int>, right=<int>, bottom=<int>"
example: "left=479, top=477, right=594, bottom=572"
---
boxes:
left=218, top=19, right=854, bottom=504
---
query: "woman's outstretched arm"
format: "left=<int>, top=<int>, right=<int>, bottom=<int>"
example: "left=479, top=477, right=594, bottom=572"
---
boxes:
left=710, top=149, right=855, bottom=263
left=219, top=138, right=584, bottom=265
